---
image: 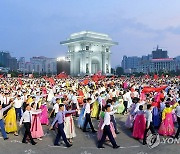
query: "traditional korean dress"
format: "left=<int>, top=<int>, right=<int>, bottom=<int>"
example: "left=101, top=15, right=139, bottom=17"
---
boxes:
left=132, top=110, right=146, bottom=139
left=91, top=100, right=99, bottom=118
left=158, top=107, right=176, bottom=136
left=31, top=109, right=44, bottom=139
left=64, top=113, right=76, bottom=139
left=40, top=104, right=49, bottom=125
left=4, top=107, right=18, bottom=133
left=116, top=99, right=125, bottom=114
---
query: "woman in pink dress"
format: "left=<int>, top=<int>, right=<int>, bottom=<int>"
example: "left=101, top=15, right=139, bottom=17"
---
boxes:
left=158, top=103, right=177, bottom=136
left=132, top=105, right=146, bottom=139
left=31, top=103, right=44, bottom=140
left=40, top=101, right=49, bottom=125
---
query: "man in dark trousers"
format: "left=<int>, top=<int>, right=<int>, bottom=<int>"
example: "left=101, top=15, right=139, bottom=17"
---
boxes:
left=143, top=104, right=156, bottom=145
left=50, top=104, right=77, bottom=147
left=98, top=104, right=120, bottom=149
left=83, top=97, right=96, bottom=133
left=19, top=104, right=37, bottom=145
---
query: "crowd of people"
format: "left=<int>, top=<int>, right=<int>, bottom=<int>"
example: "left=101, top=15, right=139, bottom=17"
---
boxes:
left=0, top=75, right=180, bottom=149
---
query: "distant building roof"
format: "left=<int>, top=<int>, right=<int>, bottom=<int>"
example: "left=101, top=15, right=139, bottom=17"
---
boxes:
left=151, top=58, right=174, bottom=62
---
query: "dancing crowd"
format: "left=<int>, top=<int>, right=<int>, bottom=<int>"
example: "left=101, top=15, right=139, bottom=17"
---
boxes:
left=0, top=76, right=180, bottom=149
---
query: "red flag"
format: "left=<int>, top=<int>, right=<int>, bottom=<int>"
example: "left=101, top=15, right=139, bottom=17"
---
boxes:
left=92, top=75, right=99, bottom=82
left=48, top=78, right=55, bottom=85
left=18, top=78, right=23, bottom=86
left=155, top=85, right=167, bottom=92
left=57, top=72, right=68, bottom=79
left=81, top=79, right=89, bottom=85
left=142, top=87, right=155, bottom=93
left=154, top=74, right=159, bottom=80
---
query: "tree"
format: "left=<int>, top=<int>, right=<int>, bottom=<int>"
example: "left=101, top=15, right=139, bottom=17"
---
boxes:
left=116, top=67, right=124, bottom=76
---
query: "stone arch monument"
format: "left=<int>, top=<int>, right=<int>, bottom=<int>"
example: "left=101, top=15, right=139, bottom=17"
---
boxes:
left=60, top=31, right=118, bottom=76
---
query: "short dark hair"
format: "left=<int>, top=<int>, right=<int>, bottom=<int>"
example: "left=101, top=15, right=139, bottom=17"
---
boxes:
left=56, top=98, right=60, bottom=101
left=166, top=103, right=170, bottom=108
left=31, top=102, right=35, bottom=108
left=25, top=104, right=30, bottom=109
left=139, top=105, right=143, bottom=110
left=147, top=104, right=152, bottom=109
left=87, top=98, right=92, bottom=102
left=105, top=104, right=111, bottom=110
left=59, top=104, right=64, bottom=108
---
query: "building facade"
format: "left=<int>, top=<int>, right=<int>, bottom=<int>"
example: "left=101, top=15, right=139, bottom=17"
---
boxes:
left=23, top=56, right=57, bottom=74
left=0, top=51, right=18, bottom=71
left=138, top=58, right=176, bottom=73
left=122, top=47, right=180, bottom=74
left=60, top=31, right=118, bottom=76
left=152, top=46, right=168, bottom=59
left=121, top=56, right=141, bottom=73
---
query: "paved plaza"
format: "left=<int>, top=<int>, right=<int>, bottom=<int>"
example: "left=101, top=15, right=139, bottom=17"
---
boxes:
left=0, top=114, right=179, bottom=154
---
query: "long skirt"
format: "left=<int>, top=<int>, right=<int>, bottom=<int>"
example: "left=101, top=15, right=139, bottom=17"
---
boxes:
left=158, top=113, right=175, bottom=136
left=64, top=116, right=76, bottom=139
left=132, top=114, right=146, bottom=139
left=116, top=102, right=125, bottom=114
left=31, top=115, right=44, bottom=138
left=5, top=108, right=17, bottom=133
left=125, top=114, right=134, bottom=129
left=78, top=108, right=90, bottom=129
left=91, top=101, right=99, bottom=118
left=40, top=105, right=49, bottom=125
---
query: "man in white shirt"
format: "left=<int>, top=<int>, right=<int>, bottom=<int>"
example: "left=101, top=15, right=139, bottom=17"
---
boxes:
left=49, top=98, right=60, bottom=118
left=98, top=104, right=120, bottom=149
left=3, top=93, right=10, bottom=106
left=51, top=93, right=59, bottom=105
left=175, top=101, right=180, bottom=139
left=122, top=90, right=128, bottom=115
left=71, top=92, right=80, bottom=117
left=143, top=104, right=156, bottom=145
left=14, top=95, right=23, bottom=120
left=83, top=98, right=96, bottom=133
left=20, top=104, right=37, bottom=145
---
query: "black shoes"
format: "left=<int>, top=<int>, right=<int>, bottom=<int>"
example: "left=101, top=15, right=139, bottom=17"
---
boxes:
left=113, top=145, right=120, bottom=149
left=143, top=141, right=147, bottom=145
left=32, top=142, right=37, bottom=145
left=98, top=146, right=105, bottom=149
left=4, top=137, right=9, bottom=140
left=115, top=131, right=120, bottom=134
left=54, top=143, right=61, bottom=146
left=66, top=144, right=72, bottom=148
left=92, top=130, right=97, bottom=133
left=22, top=141, right=28, bottom=144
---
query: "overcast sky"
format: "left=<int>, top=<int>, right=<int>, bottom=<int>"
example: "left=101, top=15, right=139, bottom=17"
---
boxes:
left=0, top=0, right=180, bottom=67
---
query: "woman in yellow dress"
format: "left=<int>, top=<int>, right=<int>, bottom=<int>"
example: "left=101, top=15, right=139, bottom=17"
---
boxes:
left=4, top=99, right=18, bottom=136
left=91, top=96, right=99, bottom=118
